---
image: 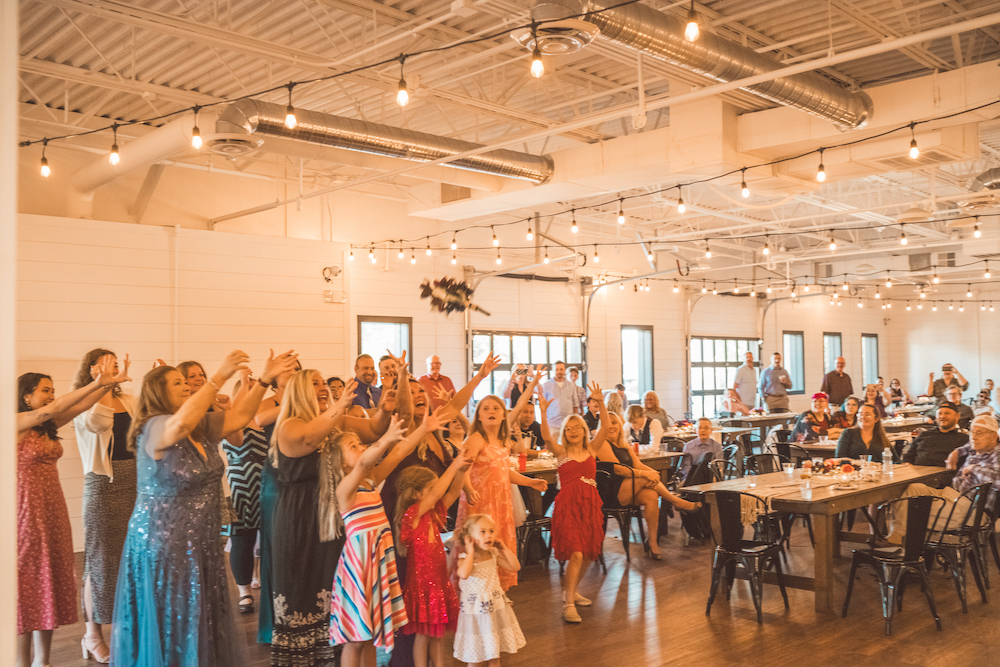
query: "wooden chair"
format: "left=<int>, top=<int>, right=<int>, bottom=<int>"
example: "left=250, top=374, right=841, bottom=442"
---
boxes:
left=842, top=495, right=946, bottom=635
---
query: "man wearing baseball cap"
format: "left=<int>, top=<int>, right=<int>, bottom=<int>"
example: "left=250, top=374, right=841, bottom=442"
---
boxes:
left=888, top=413, right=1000, bottom=544
left=927, top=363, right=969, bottom=401
left=901, top=401, right=968, bottom=467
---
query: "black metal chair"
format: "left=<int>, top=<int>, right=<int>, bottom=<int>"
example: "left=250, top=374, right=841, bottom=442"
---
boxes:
left=925, top=483, right=992, bottom=612
left=661, top=437, right=687, bottom=453
left=842, top=495, right=946, bottom=635
left=515, top=485, right=551, bottom=566
left=738, top=433, right=764, bottom=457
left=722, top=443, right=739, bottom=463
left=975, top=488, right=1000, bottom=588
left=709, top=459, right=742, bottom=482
left=770, top=442, right=812, bottom=467
left=772, top=428, right=792, bottom=444
left=745, top=453, right=786, bottom=475
left=596, top=464, right=649, bottom=563
left=704, top=491, right=789, bottom=624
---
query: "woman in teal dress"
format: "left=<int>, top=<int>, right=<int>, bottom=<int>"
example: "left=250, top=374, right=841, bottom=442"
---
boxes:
left=110, top=350, right=295, bottom=666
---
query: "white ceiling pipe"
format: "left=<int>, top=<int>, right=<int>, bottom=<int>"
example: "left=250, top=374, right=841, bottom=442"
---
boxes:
left=67, top=110, right=218, bottom=218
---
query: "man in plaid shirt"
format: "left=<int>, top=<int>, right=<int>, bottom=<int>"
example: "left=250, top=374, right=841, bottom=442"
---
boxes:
left=888, top=413, right=1000, bottom=544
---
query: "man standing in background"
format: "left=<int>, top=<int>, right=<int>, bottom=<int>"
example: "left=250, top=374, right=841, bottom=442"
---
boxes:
left=418, top=354, right=456, bottom=410
left=733, top=352, right=758, bottom=410
left=820, top=356, right=854, bottom=407
left=759, top=352, right=793, bottom=413
left=569, top=366, right=587, bottom=415
left=543, top=361, right=579, bottom=427
left=928, top=363, right=969, bottom=401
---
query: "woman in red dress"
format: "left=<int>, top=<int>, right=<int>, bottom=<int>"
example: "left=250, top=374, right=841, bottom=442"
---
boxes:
left=537, top=382, right=609, bottom=625
left=16, top=358, right=128, bottom=667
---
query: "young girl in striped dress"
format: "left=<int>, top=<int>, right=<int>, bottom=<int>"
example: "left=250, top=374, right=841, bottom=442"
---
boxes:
left=329, top=407, right=442, bottom=667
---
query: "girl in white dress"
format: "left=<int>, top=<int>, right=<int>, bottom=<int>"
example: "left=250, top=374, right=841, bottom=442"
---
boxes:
left=453, top=514, right=525, bottom=666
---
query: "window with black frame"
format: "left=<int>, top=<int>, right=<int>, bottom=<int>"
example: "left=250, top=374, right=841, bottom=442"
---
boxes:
left=471, top=331, right=584, bottom=405
left=690, top=336, right=761, bottom=419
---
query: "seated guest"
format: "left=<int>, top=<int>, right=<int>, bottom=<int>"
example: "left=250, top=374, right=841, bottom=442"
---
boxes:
left=832, top=396, right=860, bottom=429
left=680, top=417, right=723, bottom=478
left=615, top=383, right=628, bottom=407
left=943, top=384, right=975, bottom=427
left=583, top=396, right=601, bottom=432
left=901, top=401, right=968, bottom=467
left=721, top=388, right=751, bottom=416
left=974, top=389, right=992, bottom=410
left=835, top=403, right=891, bottom=461
left=792, top=393, right=833, bottom=441
left=606, top=392, right=625, bottom=422
left=326, top=376, right=345, bottom=401
left=863, top=383, right=888, bottom=418
left=642, top=391, right=671, bottom=428
left=626, top=404, right=663, bottom=447
left=511, top=400, right=545, bottom=456
left=888, top=413, right=1000, bottom=544
left=887, top=378, right=910, bottom=406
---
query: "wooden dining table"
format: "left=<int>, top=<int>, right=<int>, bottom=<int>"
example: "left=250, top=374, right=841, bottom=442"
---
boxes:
left=682, top=464, right=954, bottom=613
left=718, top=413, right=798, bottom=441
left=515, top=451, right=686, bottom=485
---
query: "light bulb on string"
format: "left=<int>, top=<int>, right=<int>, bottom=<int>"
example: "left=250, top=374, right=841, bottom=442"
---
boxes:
left=617, top=198, right=625, bottom=225
left=886, top=302, right=892, bottom=309
left=39, top=139, right=50, bottom=177
left=451, top=252, right=457, bottom=265
left=619, top=282, right=624, bottom=290
left=949, top=303, right=954, bottom=310
left=740, top=167, right=749, bottom=198
left=284, top=84, right=297, bottom=129
left=398, top=245, right=404, bottom=260
left=766, top=279, right=772, bottom=294
left=451, top=234, right=457, bottom=250
left=816, top=148, right=826, bottom=182
left=804, top=284, right=810, bottom=292
left=932, top=268, right=939, bottom=284
left=982, top=303, right=987, bottom=311
left=491, top=226, right=499, bottom=247
left=900, top=225, right=908, bottom=245
left=526, top=220, right=534, bottom=242
left=396, top=55, right=409, bottom=107
left=933, top=304, right=938, bottom=312
left=974, top=216, right=981, bottom=238
left=543, top=246, right=550, bottom=264
left=991, top=304, right=995, bottom=312
left=733, top=280, right=739, bottom=294
left=750, top=287, right=756, bottom=297
left=191, top=107, right=202, bottom=149
left=593, top=245, right=600, bottom=263
left=857, top=300, right=863, bottom=308
left=906, top=305, right=911, bottom=311
left=960, top=304, right=965, bottom=312
left=986, top=262, right=992, bottom=279
left=496, top=248, right=502, bottom=265
left=571, top=209, right=578, bottom=234
left=967, top=285, right=973, bottom=298
left=842, top=281, right=849, bottom=291
left=673, top=280, right=679, bottom=294
left=789, top=283, right=796, bottom=298
left=410, top=249, right=416, bottom=265
left=762, top=236, right=770, bottom=256
left=701, top=280, right=707, bottom=294
left=426, top=238, right=432, bottom=256
left=647, top=250, right=654, bottom=262
left=886, top=274, right=892, bottom=288
left=875, top=289, right=880, bottom=299
left=829, top=231, right=836, bottom=251
left=677, top=187, right=686, bottom=214
left=704, top=241, right=711, bottom=258
left=918, top=304, right=923, bottom=310
left=349, top=248, right=354, bottom=261
left=919, top=290, right=926, bottom=299
left=684, top=0, right=700, bottom=42
left=712, top=283, right=717, bottom=295
left=109, top=124, right=120, bottom=166
left=368, top=248, right=375, bottom=261
left=908, top=122, right=919, bottom=159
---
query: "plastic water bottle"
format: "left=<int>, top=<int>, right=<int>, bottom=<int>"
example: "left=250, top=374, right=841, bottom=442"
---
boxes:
left=882, top=446, right=894, bottom=475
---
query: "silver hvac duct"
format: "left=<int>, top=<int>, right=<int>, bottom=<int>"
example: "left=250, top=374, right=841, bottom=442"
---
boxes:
left=527, top=0, right=874, bottom=130
left=970, top=167, right=1000, bottom=192
left=215, top=99, right=554, bottom=185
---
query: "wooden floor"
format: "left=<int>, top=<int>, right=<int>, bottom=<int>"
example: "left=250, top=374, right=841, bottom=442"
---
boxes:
left=49, top=520, right=1000, bottom=666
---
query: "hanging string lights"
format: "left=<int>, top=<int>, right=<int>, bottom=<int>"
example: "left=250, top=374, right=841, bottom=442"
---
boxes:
left=108, top=124, right=120, bottom=166
left=908, top=122, right=919, bottom=159
left=684, top=0, right=700, bottom=42
left=284, top=84, right=297, bottom=129
left=190, top=107, right=202, bottom=149
left=396, top=55, right=410, bottom=107
left=39, top=140, right=50, bottom=177
left=816, top=148, right=826, bottom=182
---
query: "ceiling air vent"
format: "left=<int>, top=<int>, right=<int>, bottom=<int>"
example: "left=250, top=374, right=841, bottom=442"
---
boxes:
left=908, top=253, right=932, bottom=272
left=441, top=183, right=472, bottom=204
left=935, top=252, right=956, bottom=268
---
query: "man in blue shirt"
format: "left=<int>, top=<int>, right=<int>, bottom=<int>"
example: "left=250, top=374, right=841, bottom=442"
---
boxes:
left=758, top=352, right=793, bottom=413
left=681, top=418, right=724, bottom=478
left=352, top=354, right=382, bottom=409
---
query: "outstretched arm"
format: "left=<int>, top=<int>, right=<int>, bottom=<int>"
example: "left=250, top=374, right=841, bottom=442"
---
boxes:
left=508, top=367, right=545, bottom=427
left=414, top=452, right=471, bottom=527
left=586, top=382, right=610, bottom=455
left=435, top=353, right=501, bottom=423
left=369, top=407, right=443, bottom=486
left=535, top=389, right=565, bottom=458
left=336, top=416, right=406, bottom=512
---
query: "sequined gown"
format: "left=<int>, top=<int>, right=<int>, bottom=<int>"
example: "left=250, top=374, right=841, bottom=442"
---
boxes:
left=399, top=501, right=458, bottom=637
left=111, top=413, right=245, bottom=667
left=455, top=439, right=517, bottom=590
left=551, top=456, right=604, bottom=562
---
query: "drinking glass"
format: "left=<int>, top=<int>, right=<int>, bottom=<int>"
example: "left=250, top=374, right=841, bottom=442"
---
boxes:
left=783, top=463, right=795, bottom=475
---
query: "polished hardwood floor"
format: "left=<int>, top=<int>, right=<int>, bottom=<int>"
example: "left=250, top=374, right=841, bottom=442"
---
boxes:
left=49, top=520, right=1000, bottom=666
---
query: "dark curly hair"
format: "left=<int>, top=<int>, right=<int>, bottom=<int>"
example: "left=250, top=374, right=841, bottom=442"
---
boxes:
left=18, top=373, right=60, bottom=440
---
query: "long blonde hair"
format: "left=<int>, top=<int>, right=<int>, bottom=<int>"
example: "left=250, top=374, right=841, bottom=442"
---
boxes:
left=606, top=392, right=624, bottom=420
left=318, top=431, right=350, bottom=542
left=393, top=467, right=438, bottom=557
left=607, top=413, right=628, bottom=451
left=127, top=366, right=181, bottom=453
left=558, top=414, right=590, bottom=449
left=643, top=391, right=661, bottom=413
left=455, top=514, right=495, bottom=556
left=470, top=395, right=510, bottom=446
left=270, top=369, right=323, bottom=466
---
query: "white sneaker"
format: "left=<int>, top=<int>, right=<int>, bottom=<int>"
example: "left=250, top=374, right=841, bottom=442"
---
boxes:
left=562, top=603, right=582, bottom=623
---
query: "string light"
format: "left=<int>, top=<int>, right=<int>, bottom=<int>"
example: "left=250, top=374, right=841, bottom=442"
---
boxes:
left=712, top=283, right=717, bottom=295
left=762, top=236, right=770, bottom=256
left=906, top=304, right=911, bottom=311
left=426, top=238, right=432, bottom=256
left=991, top=304, right=995, bottom=312
left=491, top=226, right=499, bottom=247
left=733, top=280, right=739, bottom=294
left=349, top=248, right=354, bottom=261
left=398, top=245, right=404, bottom=260
left=960, top=304, right=965, bottom=312
left=932, top=267, right=939, bottom=284
left=410, top=249, right=416, bottom=264
left=647, top=250, right=654, bottom=262
left=704, top=241, right=711, bottom=258
left=949, top=303, right=954, bottom=310
left=986, top=262, right=992, bottom=279
left=543, top=246, right=549, bottom=264
left=673, top=280, right=680, bottom=294
left=451, top=252, right=457, bottom=265
left=857, top=300, right=863, bottom=308
left=617, top=198, right=626, bottom=225
left=750, top=287, right=756, bottom=297
left=900, top=224, right=908, bottom=245
left=886, top=274, right=892, bottom=288
left=646, top=279, right=652, bottom=292
left=39, top=139, right=50, bottom=177
left=803, top=284, right=810, bottom=292
left=932, top=304, right=938, bottom=312
left=982, top=304, right=987, bottom=311
left=529, top=23, right=545, bottom=78
left=368, top=248, right=375, bottom=261
left=886, top=301, right=892, bottom=309
left=828, top=231, right=836, bottom=251
left=677, top=187, right=686, bottom=214
left=974, top=216, right=981, bottom=238
left=284, top=84, right=297, bottom=129
left=109, top=124, right=120, bottom=166
left=619, top=282, right=624, bottom=290
left=830, top=296, right=836, bottom=306
left=766, top=279, right=772, bottom=294
left=701, top=280, right=707, bottom=294
left=191, top=107, right=202, bottom=149
left=684, top=0, right=700, bottom=42
left=908, top=121, right=919, bottom=159
left=787, top=283, right=794, bottom=298
left=571, top=209, right=578, bottom=234
left=593, top=245, right=600, bottom=263
left=526, top=220, right=534, bottom=242
left=396, top=55, right=409, bottom=107
left=842, top=281, right=849, bottom=291
left=919, top=289, right=926, bottom=299
left=496, top=247, right=502, bottom=265
left=874, top=289, right=880, bottom=299
left=967, top=285, right=973, bottom=298
left=816, top=148, right=826, bottom=182
left=740, top=167, right=749, bottom=198
left=451, top=234, right=457, bottom=250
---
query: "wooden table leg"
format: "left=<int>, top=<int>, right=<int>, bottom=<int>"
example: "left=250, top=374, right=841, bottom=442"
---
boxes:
left=812, top=513, right=837, bottom=613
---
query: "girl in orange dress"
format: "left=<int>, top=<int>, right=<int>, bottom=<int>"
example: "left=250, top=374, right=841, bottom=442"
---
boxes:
left=537, top=382, right=609, bottom=624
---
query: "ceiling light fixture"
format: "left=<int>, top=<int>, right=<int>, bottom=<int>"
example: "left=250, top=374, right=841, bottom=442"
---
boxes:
left=974, top=216, right=981, bottom=238
left=908, top=121, right=919, bottom=159
left=491, top=226, right=499, bottom=247
left=109, top=124, right=120, bottom=166
left=593, top=245, right=600, bottom=263
left=829, top=231, right=836, bottom=251
left=410, top=249, right=416, bottom=264
left=396, top=55, right=410, bottom=106
left=677, top=187, right=686, bottom=214
left=451, top=234, right=457, bottom=250
left=684, top=0, right=700, bottom=42
left=529, top=23, right=545, bottom=78
left=762, top=236, right=770, bottom=256
left=571, top=209, right=578, bottom=234
left=617, top=198, right=626, bottom=225
left=526, top=220, right=533, bottom=241
left=816, top=148, right=826, bottom=182
left=349, top=248, right=354, bottom=261
left=39, top=139, right=50, bottom=177
left=496, top=248, right=502, bottom=265
left=900, top=224, right=908, bottom=245
left=190, top=107, right=202, bottom=149
left=704, top=241, right=711, bottom=259
left=741, top=167, right=749, bottom=198
left=451, top=252, right=457, bottom=265
left=967, top=285, right=973, bottom=298
left=543, top=246, right=550, bottom=264
left=284, top=84, right=297, bottom=129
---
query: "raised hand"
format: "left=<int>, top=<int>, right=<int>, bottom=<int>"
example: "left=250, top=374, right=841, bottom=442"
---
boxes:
left=217, top=350, right=251, bottom=381
left=152, top=358, right=168, bottom=370
left=378, top=387, right=397, bottom=413
left=261, top=349, right=297, bottom=384
left=92, top=356, right=117, bottom=387
left=337, top=378, right=358, bottom=410
left=536, top=388, right=551, bottom=414
left=424, top=405, right=444, bottom=433
left=386, top=349, right=407, bottom=374
left=431, top=384, right=452, bottom=406
left=463, top=533, right=475, bottom=550
left=530, top=366, right=547, bottom=386
left=215, top=393, right=233, bottom=410
left=112, top=354, right=131, bottom=384
left=477, top=352, right=501, bottom=378
left=378, top=415, right=406, bottom=447
left=588, top=381, right=604, bottom=401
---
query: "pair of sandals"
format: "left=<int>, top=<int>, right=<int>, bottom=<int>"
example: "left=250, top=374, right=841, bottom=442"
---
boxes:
left=239, top=594, right=255, bottom=614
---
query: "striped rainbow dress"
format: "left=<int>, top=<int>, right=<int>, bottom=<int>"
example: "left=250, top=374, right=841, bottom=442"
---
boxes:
left=329, top=484, right=408, bottom=648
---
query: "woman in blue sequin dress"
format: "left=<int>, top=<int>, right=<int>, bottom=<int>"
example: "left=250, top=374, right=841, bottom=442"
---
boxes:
left=110, top=350, right=297, bottom=666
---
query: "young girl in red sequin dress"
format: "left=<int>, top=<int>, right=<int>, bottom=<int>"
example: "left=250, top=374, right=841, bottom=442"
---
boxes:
left=394, top=452, right=472, bottom=667
left=537, top=382, right=609, bottom=624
